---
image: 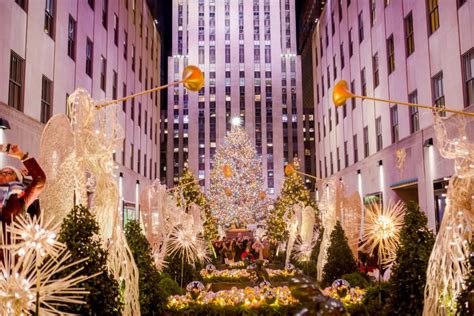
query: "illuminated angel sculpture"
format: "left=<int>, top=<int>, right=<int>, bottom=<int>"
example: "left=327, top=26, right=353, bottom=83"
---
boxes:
left=316, top=179, right=338, bottom=282
left=38, top=89, right=140, bottom=315
left=140, top=180, right=208, bottom=270
left=423, top=113, right=474, bottom=316
left=285, top=203, right=318, bottom=264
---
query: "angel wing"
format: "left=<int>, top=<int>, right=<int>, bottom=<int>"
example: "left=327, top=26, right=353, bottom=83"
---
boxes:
left=39, top=114, right=86, bottom=224
left=300, top=205, right=316, bottom=245
left=189, top=203, right=203, bottom=235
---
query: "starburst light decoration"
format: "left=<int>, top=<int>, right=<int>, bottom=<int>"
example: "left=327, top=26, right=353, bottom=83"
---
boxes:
left=7, top=213, right=64, bottom=259
left=0, top=218, right=90, bottom=315
left=360, top=200, right=405, bottom=266
left=167, top=225, right=209, bottom=266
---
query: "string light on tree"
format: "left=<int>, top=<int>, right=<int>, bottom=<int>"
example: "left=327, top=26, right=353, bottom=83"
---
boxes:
left=209, top=122, right=267, bottom=226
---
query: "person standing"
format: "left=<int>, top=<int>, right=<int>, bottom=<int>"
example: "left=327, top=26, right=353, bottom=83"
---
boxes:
left=0, top=144, right=45, bottom=224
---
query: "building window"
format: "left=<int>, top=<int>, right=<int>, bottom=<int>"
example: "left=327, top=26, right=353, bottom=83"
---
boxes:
left=15, top=0, right=27, bottom=11
left=427, top=0, right=440, bottom=35
left=387, top=35, right=395, bottom=74
left=361, top=68, right=366, bottom=96
left=131, top=45, right=135, bottom=71
left=370, top=0, right=376, bottom=26
left=432, top=72, right=445, bottom=116
left=351, top=80, right=356, bottom=109
left=353, top=134, right=358, bottom=163
left=405, top=12, right=415, bottom=56
left=102, top=0, right=108, bottom=28
left=390, top=105, right=399, bottom=143
left=376, top=117, right=383, bottom=151
left=344, top=141, right=349, bottom=167
left=340, top=43, right=345, bottom=69
left=130, top=144, right=134, bottom=170
left=463, top=49, right=474, bottom=107
left=113, top=14, right=119, bottom=45
left=44, top=0, right=55, bottom=38
left=88, top=0, right=94, bottom=10
left=373, top=53, right=379, bottom=88
left=85, top=38, right=93, bottom=77
left=336, top=147, right=340, bottom=171
left=363, top=126, right=369, bottom=157
left=138, top=102, right=141, bottom=127
left=358, top=11, right=364, bottom=43
left=138, top=58, right=142, bottom=82
left=349, top=29, right=353, bottom=57
left=408, top=91, right=419, bottom=133
left=41, top=76, right=53, bottom=124
left=8, top=51, right=24, bottom=111
left=124, top=31, right=128, bottom=59
left=100, top=56, right=106, bottom=91
left=112, top=71, right=117, bottom=99
left=131, top=96, right=135, bottom=120
left=122, top=83, right=127, bottom=112
left=458, top=0, right=467, bottom=7
left=67, top=15, right=76, bottom=60
left=338, top=0, right=343, bottom=21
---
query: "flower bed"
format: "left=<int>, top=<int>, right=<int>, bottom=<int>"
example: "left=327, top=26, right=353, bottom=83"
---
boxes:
left=166, top=285, right=299, bottom=314
left=200, top=268, right=296, bottom=283
left=322, top=280, right=366, bottom=306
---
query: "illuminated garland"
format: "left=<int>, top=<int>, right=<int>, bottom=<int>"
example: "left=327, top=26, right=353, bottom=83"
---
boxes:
left=209, top=123, right=267, bottom=226
left=200, top=268, right=296, bottom=283
left=167, top=285, right=299, bottom=311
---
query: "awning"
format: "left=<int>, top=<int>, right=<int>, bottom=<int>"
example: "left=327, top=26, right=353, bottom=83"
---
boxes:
left=390, top=177, right=418, bottom=190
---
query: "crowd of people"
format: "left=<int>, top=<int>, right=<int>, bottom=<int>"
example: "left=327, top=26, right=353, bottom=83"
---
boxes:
left=212, top=233, right=273, bottom=264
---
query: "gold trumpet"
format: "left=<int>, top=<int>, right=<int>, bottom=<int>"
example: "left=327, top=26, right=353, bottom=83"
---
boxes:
left=333, top=80, right=474, bottom=117
left=96, top=65, right=204, bottom=109
left=284, top=163, right=322, bottom=181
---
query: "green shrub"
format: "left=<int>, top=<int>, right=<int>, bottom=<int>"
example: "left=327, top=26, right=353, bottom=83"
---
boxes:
left=158, top=277, right=184, bottom=299
left=341, top=272, right=370, bottom=289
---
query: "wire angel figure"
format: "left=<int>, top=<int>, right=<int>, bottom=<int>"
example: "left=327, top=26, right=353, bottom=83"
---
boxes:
left=38, top=89, right=140, bottom=315
left=423, top=113, right=474, bottom=316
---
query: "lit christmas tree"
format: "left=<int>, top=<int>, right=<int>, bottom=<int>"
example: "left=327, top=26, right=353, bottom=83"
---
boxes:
left=209, top=118, right=267, bottom=227
left=177, top=167, right=218, bottom=241
left=267, top=161, right=317, bottom=242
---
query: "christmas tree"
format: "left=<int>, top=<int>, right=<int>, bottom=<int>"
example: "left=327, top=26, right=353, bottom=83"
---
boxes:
left=209, top=120, right=267, bottom=226
left=178, top=167, right=218, bottom=240
left=57, top=205, right=122, bottom=314
left=267, top=162, right=317, bottom=242
left=388, top=201, right=435, bottom=315
left=124, top=220, right=164, bottom=315
left=322, top=221, right=358, bottom=286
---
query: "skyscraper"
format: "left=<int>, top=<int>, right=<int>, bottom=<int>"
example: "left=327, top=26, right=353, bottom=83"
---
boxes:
left=166, top=0, right=304, bottom=196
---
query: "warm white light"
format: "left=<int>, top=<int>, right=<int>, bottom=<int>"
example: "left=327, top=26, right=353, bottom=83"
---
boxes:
left=231, top=117, right=241, bottom=126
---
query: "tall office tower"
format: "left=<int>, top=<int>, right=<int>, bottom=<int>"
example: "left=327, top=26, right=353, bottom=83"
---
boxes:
left=167, top=0, right=304, bottom=197
left=0, top=0, right=161, bottom=222
left=312, top=0, right=473, bottom=231
left=298, top=0, right=324, bottom=194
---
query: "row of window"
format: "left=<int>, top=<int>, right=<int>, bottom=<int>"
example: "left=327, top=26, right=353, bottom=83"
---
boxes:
left=317, top=46, right=474, bottom=178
